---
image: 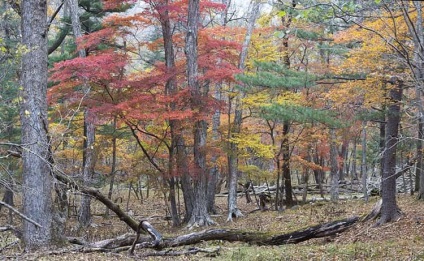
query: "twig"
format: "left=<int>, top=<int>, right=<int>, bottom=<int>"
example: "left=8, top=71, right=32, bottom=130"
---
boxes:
left=0, top=200, right=43, bottom=228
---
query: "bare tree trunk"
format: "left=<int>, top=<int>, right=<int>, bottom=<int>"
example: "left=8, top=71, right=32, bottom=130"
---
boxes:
left=351, top=136, right=358, bottom=181
left=378, top=78, right=403, bottom=225
left=227, top=0, right=261, bottom=221
left=361, top=121, right=368, bottom=202
left=20, top=0, right=53, bottom=249
left=79, top=109, right=95, bottom=227
left=68, top=0, right=95, bottom=227
left=105, top=118, right=117, bottom=217
left=329, top=128, right=339, bottom=202
left=185, top=0, right=214, bottom=227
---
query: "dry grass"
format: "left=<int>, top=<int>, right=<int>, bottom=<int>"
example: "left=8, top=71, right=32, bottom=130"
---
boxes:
left=1, top=189, right=424, bottom=260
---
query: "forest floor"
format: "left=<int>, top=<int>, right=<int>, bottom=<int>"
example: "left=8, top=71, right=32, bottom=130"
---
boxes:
left=1, top=190, right=424, bottom=260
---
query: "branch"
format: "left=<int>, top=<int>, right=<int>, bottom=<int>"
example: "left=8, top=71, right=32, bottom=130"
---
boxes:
left=0, top=200, right=42, bottom=228
left=54, top=172, right=139, bottom=231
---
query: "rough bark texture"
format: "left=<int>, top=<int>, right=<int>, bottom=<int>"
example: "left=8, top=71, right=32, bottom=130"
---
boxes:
left=378, top=79, right=403, bottom=225
left=185, top=0, right=213, bottom=227
left=79, top=109, right=95, bottom=227
left=227, top=0, right=261, bottom=221
left=156, top=0, right=181, bottom=226
left=20, top=0, right=53, bottom=249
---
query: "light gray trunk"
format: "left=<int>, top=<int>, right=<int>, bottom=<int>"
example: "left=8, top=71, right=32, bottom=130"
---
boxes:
left=20, top=0, right=53, bottom=249
left=227, top=0, right=261, bottom=221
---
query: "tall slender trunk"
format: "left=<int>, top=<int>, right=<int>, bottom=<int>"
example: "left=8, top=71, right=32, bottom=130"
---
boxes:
left=105, top=118, right=117, bottom=217
left=79, top=109, right=95, bottom=227
left=329, top=128, right=339, bottom=202
left=227, top=0, right=261, bottom=221
left=378, top=78, right=403, bottom=225
left=155, top=0, right=182, bottom=226
left=20, top=0, right=53, bottom=249
left=361, top=121, right=368, bottom=202
left=282, top=120, right=293, bottom=206
left=68, top=0, right=95, bottom=227
left=207, top=0, right=230, bottom=215
left=351, top=136, right=358, bottom=181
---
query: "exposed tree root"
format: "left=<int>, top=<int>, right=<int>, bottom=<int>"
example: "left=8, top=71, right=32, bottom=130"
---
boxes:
left=361, top=199, right=403, bottom=226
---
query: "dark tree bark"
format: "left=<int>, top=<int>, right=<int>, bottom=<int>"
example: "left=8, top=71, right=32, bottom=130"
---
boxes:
left=155, top=0, right=182, bottom=226
left=185, top=0, right=213, bottom=227
left=20, top=0, right=54, bottom=249
left=105, top=118, right=117, bottom=217
left=378, top=78, right=403, bottom=225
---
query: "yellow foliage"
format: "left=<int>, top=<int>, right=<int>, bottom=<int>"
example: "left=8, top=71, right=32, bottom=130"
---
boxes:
left=229, top=133, right=274, bottom=159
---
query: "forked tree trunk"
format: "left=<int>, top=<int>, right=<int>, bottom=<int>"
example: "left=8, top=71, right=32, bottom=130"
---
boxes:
left=20, top=0, right=54, bottom=249
left=378, top=78, right=403, bottom=225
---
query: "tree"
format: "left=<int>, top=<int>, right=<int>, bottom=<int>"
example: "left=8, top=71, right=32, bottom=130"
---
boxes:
left=20, top=0, right=54, bottom=249
left=68, top=0, right=96, bottom=228
left=227, top=0, right=261, bottom=222
left=184, top=0, right=214, bottom=228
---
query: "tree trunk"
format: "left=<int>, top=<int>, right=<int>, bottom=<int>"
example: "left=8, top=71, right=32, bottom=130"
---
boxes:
left=351, top=136, right=358, bottom=180
left=68, top=0, right=95, bottom=227
left=227, top=0, right=261, bottom=221
left=79, top=109, right=95, bottom=227
left=282, top=120, right=294, bottom=207
left=20, top=0, right=53, bottom=249
left=185, top=0, right=213, bottom=227
left=378, top=78, right=403, bottom=225
left=329, top=128, right=339, bottom=202
left=361, top=121, right=368, bottom=202
left=105, top=118, right=117, bottom=217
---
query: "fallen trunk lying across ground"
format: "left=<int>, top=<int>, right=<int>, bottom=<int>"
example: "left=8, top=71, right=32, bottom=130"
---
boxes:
left=68, top=216, right=359, bottom=254
left=54, top=171, right=360, bottom=255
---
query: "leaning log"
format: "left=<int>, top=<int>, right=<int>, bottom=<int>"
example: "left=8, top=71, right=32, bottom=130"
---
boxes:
left=54, top=172, right=139, bottom=231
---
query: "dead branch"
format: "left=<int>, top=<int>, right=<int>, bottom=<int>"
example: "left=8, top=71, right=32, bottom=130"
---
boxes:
left=0, top=200, right=42, bottom=228
left=54, top=172, right=139, bottom=231
left=129, top=220, right=162, bottom=255
left=139, top=247, right=220, bottom=257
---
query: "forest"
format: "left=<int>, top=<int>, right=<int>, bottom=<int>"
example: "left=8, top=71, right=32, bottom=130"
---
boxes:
left=1, top=0, right=424, bottom=260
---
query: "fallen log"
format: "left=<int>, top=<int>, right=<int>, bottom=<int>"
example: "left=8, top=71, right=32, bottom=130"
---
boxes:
left=72, top=216, right=359, bottom=254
